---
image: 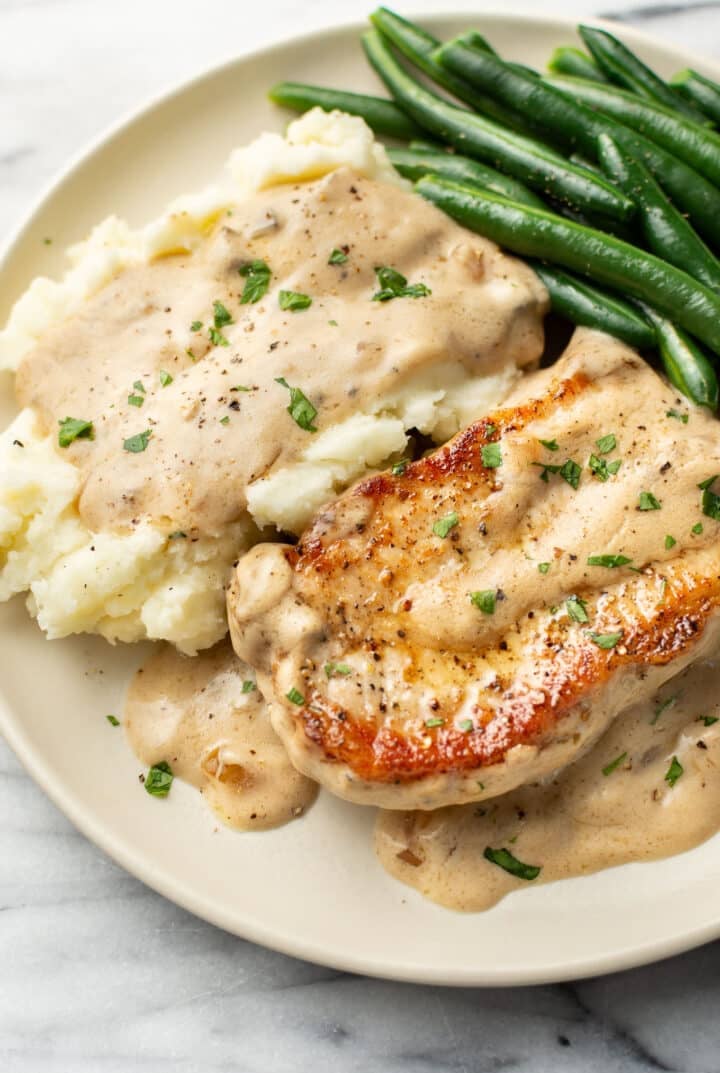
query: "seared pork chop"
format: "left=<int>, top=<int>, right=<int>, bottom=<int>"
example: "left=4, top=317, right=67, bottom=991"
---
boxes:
left=228, top=329, right=720, bottom=809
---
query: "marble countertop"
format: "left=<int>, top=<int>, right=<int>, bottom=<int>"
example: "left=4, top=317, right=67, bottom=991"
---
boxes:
left=2, top=0, right=720, bottom=1069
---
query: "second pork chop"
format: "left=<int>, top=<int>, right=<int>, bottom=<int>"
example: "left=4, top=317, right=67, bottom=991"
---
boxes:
left=229, top=329, right=720, bottom=809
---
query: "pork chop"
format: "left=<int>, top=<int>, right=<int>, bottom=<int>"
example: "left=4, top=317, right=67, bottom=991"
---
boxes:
left=228, top=328, right=720, bottom=809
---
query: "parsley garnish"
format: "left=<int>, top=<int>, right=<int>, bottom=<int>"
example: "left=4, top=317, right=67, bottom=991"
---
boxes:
left=392, top=459, right=408, bottom=477
left=433, top=512, right=459, bottom=538
left=159, top=370, right=173, bottom=387
left=324, top=662, right=352, bottom=678
left=372, top=265, right=431, bottom=301
left=213, top=300, right=233, bottom=329
left=145, top=761, right=173, bottom=797
left=106, top=715, right=120, bottom=727
left=219, top=415, right=230, bottom=425
left=123, top=430, right=152, bottom=453
left=275, top=377, right=318, bottom=432
left=470, top=590, right=496, bottom=614
left=483, top=846, right=541, bottom=881
left=190, top=320, right=203, bottom=332
left=700, top=476, right=720, bottom=520
left=588, top=454, right=621, bottom=482
left=481, top=442, right=502, bottom=468
left=538, top=438, right=559, bottom=451
left=652, top=696, right=676, bottom=724
left=425, top=717, right=445, bottom=729
left=534, top=458, right=581, bottom=489
left=666, top=408, right=688, bottom=423
left=286, top=687, right=305, bottom=706
left=602, top=751, right=627, bottom=776
left=595, top=433, right=616, bottom=455
left=459, top=719, right=474, bottom=732
left=208, top=327, right=229, bottom=347
left=241, top=680, right=256, bottom=693
left=665, top=535, right=676, bottom=550
left=692, top=522, right=704, bottom=535
left=587, top=554, right=632, bottom=568
left=128, top=393, right=144, bottom=407
left=566, top=595, right=589, bottom=624
left=328, top=247, right=349, bottom=265
left=538, top=562, right=550, bottom=574
left=58, top=417, right=94, bottom=448
left=664, top=755, right=684, bottom=788
left=239, top=259, right=271, bottom=304
left=638, top=491, right=661, bottom=511
left=701, top=715, right=718, bottom=726
left=168, top=531, right=187, bottom=540
left=279, top=290, right=312, bottom=312
left=589, top=631, right=623, bottom=649
left=231, top=385, right=251, bottom=392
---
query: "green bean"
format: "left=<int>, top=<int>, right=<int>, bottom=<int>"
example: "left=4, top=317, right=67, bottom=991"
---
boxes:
left=670, top=69, right=720, bottom=126
left=415, top=175, right=720, bottom=356
left=362, top=30, right=634, bottom=221
left=546, top=75, right=720, bottom=190
left=368, top=8, right=529, bottom=132
left=267, top=82, right=422, bottom=139
left=531, top=262, right=656, bottom=349
left=597, top=134, right=720, bottom=291
left=433, top=37, right=720, bottom=247
left=636, top=302, right=718, bottom=409
left=578, top=24, right=710, bottom=125
left=387, top=147, right=545, bottom=207
left=548, top=46, right=607, bottom=82
left=409, top=138, right=444, bottom=152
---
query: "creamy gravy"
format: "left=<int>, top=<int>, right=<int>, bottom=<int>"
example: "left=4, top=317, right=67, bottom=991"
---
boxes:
left=125, top=641, right=316, bottom=830
left=16, top=168, right=545, bottom=538
left=375, top=656, right=720, bottom=911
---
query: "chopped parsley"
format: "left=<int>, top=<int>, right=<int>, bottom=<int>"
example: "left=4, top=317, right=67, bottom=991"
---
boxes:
left=538, top=438, right=559, bottom=452
left=470, top=589, right=496, bottom=614
left=279, top=289, right=312, bottom=312
left=595, top=433, right=617, bottom=455
left=425, top=717, right=445, bottom=729
left=328, top=247, right=349, bottom=265
left=665, top=535, right=676, bottom=550
left=481, top=442, right=502, bottom=468
left=372, top=265, right=431, bottom=301
left=144, top=761, right=173, bottom=797
left=58, top=417, right=94, bottom=448
left=566, top=595, right=589, bottom=624
left=324, top=662, right=352, bottom=678
left=286, top=687, right=305, bottom=706
left=534, top=458, right=581, bottom=489
left=692, top=522, right=704, bottom=535
left=602, top=751, right=627, bottom=776
left=587, top=554, right=632, bottom=568
left=106, top=715, right=120, bottom=727
left=459, top=719, right=474, bottom=732
left=433, top=512, right=459, bottom=538
left=589, top=631, right=623, bottom=649
left=664, top=755, right=684, bottom=788
left=128, top=393, right=144, bottom=407
left=185, top=347, right=197, bottom=362
left=168, top=531, right=187, bottom=540
left=190, top=320, right=203, bottom=332
left=666, top=408, right=688, bottom=424
left=538, top=562, right=550, bottom=574
left=701, top=715, right=718, bottom=726
left=391, top=459, right=408, bottom=477
left=651, top=696, right=676, bottom=724
left=239, top=259, right=271, bottom=304
left=638, top=491, right=662, bottom=511
left=159, top=370, right=173, bottom=387
left=588, top=454, right=621, bottom=482
left=231, top=385, right=251, bottom=392
left=123, top=429, right=152, bottom=453
left=275, top=377, right=318, bottom=432
left=219, top=415, right=230, bottom=425
left=208, top=327, right=229, bottom=347
left=213, top=300, right=233, bottom=329
left=241, top=680, right=256, bottom=693
left=483, top=846, right=541, bottom=882
left=700, top=476, right=720, bottom=520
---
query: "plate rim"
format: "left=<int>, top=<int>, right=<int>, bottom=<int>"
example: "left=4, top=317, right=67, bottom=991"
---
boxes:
left=2, top=7, right=720, bottom=986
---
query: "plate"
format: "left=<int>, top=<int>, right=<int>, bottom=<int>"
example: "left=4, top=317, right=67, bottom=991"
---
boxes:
left=2, top=11, right=719, bottom=986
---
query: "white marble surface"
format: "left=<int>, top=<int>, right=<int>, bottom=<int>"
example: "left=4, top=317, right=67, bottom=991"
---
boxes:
left=2, top=0, right=720, bottom=1069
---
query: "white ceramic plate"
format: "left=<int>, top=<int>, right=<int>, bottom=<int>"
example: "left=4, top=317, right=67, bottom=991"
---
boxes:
left=2, top=12, right=720, bottom=986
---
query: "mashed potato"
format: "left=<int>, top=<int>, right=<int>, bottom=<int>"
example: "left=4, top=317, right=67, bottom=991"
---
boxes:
left=0, top=110, right=545, bottom=653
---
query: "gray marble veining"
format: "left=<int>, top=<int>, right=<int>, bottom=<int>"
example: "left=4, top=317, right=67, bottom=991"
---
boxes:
left=2, top=1, right=720, bottom=1070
